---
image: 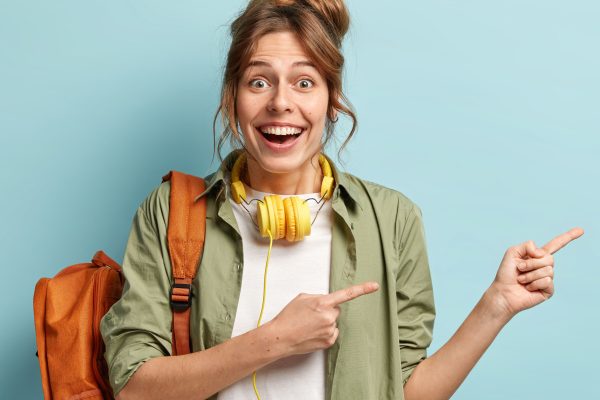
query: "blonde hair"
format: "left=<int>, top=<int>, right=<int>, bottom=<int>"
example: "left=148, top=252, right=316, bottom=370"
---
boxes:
left=213, top=0, right=357, bottom=162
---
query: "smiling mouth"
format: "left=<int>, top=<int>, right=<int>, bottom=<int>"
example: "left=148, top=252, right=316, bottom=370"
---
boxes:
left=257, top=126, right=305, bottom=144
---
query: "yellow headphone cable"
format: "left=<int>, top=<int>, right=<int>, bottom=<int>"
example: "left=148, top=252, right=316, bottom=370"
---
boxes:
left=252, top=227, right=272, bottom=400
left=229, top=152, right=335, bottom=399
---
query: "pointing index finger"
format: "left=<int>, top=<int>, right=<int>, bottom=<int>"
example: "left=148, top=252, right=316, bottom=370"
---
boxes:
left=542, top=227, right=584, bottom=255
left=324, top=281, right=380, bottom=307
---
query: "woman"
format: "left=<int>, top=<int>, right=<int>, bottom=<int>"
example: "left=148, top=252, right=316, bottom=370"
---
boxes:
left=100, top=1, right=583, bottom=399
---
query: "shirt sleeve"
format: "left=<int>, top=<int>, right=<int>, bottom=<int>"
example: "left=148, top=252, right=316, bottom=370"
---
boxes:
left=395, top=203, right=436, bottom=387
left=100, top=185, right=173, bottom=397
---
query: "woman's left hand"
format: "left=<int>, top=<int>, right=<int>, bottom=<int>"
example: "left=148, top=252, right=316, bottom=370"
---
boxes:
left=488, top=227, right=584, bottom=318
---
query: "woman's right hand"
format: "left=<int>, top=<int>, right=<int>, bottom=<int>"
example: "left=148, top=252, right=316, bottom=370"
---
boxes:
left=269, top=281, right=380, bottom=356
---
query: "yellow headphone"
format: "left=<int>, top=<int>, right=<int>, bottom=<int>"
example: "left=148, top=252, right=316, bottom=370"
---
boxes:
left=230, top=151, right=335, bottom=242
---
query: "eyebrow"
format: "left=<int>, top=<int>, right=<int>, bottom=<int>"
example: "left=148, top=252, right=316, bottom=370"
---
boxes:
left=246, top=60, right=317, bottom=69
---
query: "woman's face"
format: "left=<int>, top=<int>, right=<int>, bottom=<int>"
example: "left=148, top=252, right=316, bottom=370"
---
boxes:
left=236, top=31, right=329, bottom=179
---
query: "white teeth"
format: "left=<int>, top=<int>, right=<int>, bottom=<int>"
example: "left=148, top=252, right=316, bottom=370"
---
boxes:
left=259, top=126, right=303, bottom=135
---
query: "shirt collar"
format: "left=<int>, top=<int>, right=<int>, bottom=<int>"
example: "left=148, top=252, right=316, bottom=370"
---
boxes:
left=194, top=149, right=364, bottom=211
left=192, top=150, right=237, bottom=203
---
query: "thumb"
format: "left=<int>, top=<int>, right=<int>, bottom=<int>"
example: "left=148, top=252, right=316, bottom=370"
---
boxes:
left=518, top=240, right=546, bottom=259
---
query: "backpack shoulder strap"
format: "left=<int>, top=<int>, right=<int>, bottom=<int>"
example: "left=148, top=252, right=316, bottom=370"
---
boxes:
left=161, top=170, right=207, bottom=356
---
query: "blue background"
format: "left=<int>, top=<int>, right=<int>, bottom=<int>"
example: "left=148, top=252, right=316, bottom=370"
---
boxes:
left=1, top=1, right=597, bottom=398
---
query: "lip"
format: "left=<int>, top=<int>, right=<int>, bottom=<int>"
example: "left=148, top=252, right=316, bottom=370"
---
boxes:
left=256, top=121, right=306, bottom=130
left=255, top=126, right=306, bottom=153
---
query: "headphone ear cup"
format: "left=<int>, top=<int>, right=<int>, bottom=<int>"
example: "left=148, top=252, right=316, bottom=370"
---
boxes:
left=257, top=200, right=269, bottom=237
left=273, top=195, right=285, bottom=239
left=283, top=197, right=296, bottom=242
left=291, top=197, right=302, bottom=241
left=288, top=197, right=311, bottom=241
left=258, top=195, right=285, bottom=240
left=265, top=195, right=277, bottom=238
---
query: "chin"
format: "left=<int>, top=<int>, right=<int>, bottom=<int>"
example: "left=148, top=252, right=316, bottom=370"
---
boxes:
left=256, top=157, right=303, bottom=174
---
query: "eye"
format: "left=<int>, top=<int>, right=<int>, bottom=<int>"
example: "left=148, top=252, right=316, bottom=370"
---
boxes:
left=249, top=79, right=269, bottom=89
left=297, top=79, right=314, bottom=89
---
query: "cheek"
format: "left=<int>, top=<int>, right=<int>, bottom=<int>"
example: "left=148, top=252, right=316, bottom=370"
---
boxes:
left=235, top=92, right=248, bottom=119
left=236, top=87, right=257, bottom=119
left=316, top=91, right=330, bottom=120
left=235, top=96, right=252, bottom=138
left=304, top=94, right=329, bottom=123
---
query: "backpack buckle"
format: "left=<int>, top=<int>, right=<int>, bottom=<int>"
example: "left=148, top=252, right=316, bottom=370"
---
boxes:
left=170, top=282, right=193, bottom=311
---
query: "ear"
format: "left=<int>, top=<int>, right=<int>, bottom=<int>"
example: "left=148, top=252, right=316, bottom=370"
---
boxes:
left=331, top=108, right=339, bottom=123
left=328, top=103, right=339, bottom=122
left=329, top=93, right=341, bottom=122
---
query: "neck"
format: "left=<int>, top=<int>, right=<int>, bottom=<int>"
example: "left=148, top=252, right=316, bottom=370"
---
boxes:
left=243, top=154, right=323, bottom=195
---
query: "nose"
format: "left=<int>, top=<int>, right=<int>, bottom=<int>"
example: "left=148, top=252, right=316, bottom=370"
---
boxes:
left=267, top=84, right=294, bottom=113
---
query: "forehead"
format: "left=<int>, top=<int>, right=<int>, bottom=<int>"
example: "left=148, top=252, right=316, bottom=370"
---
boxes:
left=248, top=31, right=312, bottom=67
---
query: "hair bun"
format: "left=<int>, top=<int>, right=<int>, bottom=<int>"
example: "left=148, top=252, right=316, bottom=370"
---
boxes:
left=306, top=0, right=349, bottom=40
left=274, top=0, right=349, bottom=45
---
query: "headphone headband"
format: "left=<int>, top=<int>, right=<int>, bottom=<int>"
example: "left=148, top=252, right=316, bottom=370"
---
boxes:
left=230, top=152, right=335, bottom=203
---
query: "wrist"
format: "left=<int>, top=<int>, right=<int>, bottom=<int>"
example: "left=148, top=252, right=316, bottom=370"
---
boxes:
left=259, top=319, right=290, bottom=361
left=481, top=285, right=515, bottom=324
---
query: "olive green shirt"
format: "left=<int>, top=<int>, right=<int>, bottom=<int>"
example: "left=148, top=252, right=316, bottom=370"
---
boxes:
left=100, top=149, right=436, bottom=399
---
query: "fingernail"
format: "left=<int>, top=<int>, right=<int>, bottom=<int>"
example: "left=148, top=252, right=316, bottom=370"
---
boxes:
left=371, top=282, right=380, bottom=290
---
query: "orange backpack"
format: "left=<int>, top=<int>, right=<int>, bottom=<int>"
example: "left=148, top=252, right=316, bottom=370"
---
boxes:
left=33, top=171, right=207, bottom=399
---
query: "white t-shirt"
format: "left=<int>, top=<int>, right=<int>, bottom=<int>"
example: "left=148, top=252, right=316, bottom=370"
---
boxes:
left=216, top=181, right=333, bottom=400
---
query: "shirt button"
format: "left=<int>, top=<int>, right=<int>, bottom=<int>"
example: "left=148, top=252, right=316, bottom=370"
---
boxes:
left=235, top=262, right=242, bottom=271
left=350, top=223, right=354, bottom=230
left=225, top=313, right=231, bottom=321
